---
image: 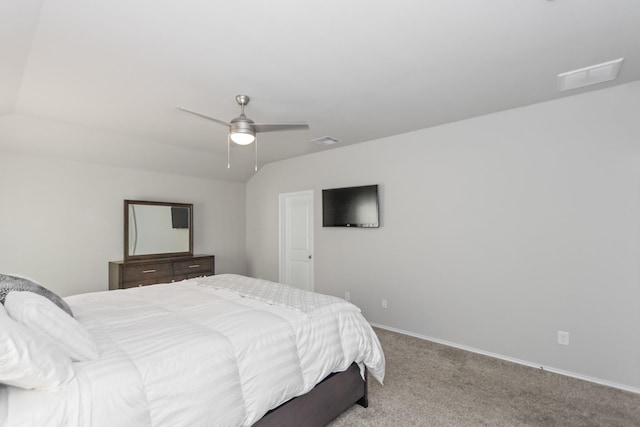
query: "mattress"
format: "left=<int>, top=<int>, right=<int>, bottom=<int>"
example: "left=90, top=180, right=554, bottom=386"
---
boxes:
left=1, top=274, right=385, bottom=426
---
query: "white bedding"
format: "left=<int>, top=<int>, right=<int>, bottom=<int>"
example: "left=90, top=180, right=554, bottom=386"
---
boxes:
left=1, top=275, right=385, bottom=427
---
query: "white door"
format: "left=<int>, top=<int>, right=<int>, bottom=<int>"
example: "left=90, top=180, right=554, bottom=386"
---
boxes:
left=279, top=191, right=314, bottom=290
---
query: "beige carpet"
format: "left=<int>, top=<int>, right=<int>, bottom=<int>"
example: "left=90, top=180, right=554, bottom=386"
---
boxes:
left=330, top=328, right=640, bottom=426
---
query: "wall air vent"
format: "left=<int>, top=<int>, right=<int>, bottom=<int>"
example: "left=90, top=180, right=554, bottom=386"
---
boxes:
left=310, top=136, right=340, bottom=145
left=557, top=58, right=624, bottom=92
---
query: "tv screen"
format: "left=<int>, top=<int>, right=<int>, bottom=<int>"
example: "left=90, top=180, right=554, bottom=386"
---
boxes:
left=171, top=207, right=190, bottom=229
left=322, top=185, right=379, bottom=228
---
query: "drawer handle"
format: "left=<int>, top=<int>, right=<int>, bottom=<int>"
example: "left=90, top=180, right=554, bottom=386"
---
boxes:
left=142, top=269, right=157, bottom=273
left=188, top=264, right=200, bottom=268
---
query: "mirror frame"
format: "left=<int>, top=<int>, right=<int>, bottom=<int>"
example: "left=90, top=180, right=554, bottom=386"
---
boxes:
left=124, top=200, right=194, bottom=261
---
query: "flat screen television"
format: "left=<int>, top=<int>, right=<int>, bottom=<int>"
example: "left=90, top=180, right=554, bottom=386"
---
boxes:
left=171, top=207, right=190, bottom=229
left=322, top=184, right=379, bottom=228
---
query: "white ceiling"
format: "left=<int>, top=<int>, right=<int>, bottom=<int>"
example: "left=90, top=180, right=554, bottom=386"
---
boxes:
left=2, top=0, right=639, bottom=182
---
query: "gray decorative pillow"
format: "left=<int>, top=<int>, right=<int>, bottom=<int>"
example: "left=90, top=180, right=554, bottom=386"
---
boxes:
left=0, top=274, right=73, bottom=317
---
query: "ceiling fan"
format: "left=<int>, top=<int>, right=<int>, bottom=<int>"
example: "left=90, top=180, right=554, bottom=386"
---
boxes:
left=179, top=95, right=309, bottom=171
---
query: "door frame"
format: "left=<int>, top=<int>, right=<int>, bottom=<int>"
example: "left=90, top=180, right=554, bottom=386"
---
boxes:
left=278, top=190, right=314, bottom=290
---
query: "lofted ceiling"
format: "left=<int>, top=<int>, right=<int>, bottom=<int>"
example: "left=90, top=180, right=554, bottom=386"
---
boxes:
left=1, top=0, right=639, bottom=182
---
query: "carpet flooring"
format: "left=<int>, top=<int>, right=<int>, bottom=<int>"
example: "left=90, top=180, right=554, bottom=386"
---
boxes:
left=329, top=328, right=640, bottom=426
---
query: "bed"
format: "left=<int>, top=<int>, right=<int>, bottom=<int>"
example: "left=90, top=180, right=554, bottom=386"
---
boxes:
left=0, top=274, right=385, bottom=426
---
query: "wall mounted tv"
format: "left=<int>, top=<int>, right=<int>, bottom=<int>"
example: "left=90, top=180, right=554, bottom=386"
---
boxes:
left=322, top=184, right=379, bottom=228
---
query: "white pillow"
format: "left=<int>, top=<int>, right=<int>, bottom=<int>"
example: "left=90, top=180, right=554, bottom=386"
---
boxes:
left=0, top=302, right=74, bottom=390
left=5, top=292, right=100, bottom=362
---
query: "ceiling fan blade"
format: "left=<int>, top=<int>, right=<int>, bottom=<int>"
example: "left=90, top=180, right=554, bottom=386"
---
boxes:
left=253, top=123, right=310, bottom=133
left=178, top=107, right=230, bottom=127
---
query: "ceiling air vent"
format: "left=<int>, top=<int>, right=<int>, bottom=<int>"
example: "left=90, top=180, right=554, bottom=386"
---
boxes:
left=310, top=136, right=340, bottom=145
left=557, top=58, right=624, bottom=92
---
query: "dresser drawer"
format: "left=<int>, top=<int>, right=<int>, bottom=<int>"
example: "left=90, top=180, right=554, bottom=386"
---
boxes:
left=122, top=262, right=173, bottom=282
left=173, top=257, right=214, bottom=276
left=122, top=277, right=174, bottom=289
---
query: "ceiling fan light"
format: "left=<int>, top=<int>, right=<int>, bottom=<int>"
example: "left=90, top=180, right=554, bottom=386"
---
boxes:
left=230, top=131, right=255, bottom=145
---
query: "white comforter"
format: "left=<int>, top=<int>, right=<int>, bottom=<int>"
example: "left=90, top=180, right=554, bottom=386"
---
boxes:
left=1, top=275, right=385, bottom=427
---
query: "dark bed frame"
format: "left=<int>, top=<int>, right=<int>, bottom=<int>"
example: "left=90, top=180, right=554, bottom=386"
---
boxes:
left=253, top=362, right=368, bottom=427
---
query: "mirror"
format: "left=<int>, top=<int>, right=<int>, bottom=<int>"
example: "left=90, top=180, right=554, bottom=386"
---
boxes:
left=124, top=200, right=193, bottom=261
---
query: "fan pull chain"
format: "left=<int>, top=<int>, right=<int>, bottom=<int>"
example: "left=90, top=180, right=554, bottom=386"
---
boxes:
left=227, top=134, right=231, bottom=169
left=254, top=135, right=258, bottom=172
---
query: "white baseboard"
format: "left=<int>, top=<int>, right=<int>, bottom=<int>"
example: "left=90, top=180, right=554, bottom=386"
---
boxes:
left=370, top=322, right=640, bottom=395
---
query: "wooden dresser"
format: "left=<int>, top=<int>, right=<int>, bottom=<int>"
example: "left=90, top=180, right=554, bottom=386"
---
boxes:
left=109, top=255, right=215, bottom=290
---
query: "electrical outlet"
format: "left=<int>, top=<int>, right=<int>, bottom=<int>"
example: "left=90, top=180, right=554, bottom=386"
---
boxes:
left=557, top=331, right=569, bottom=345
left=344, top=292, right=350, bottom=301
left=381, top=299, right=388, bottom=309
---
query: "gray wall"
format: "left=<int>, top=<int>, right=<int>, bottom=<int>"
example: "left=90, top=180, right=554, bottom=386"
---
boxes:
left=0, top=152, right=247, bottom=296
left=246, top=81, right=640, bottom=391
